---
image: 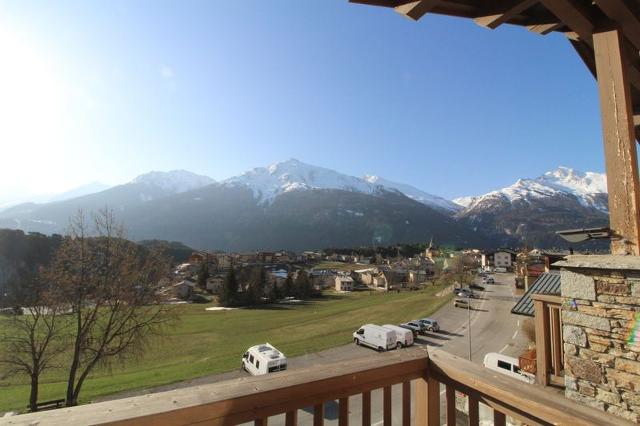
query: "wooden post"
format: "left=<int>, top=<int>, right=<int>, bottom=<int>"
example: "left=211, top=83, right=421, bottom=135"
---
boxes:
left=285, top=410, right=298, bottom=426
left=362, top=391, right=371, bottom=426
left=533, top=298, right=550, bottom=386
left=494, top=410, right=507, bottom=426
left=383, top=386, right=392, bottom=426
left=468, top=397, right=479, bottom=426
left=401, top=382, right=411, bottom=426
left=593, top=28, right=640, bottom=255
left=339, top=398, right=349, bottom=426
left=314, top=403, right=324, bottom=426
left=445, top=385, right=456, bottom=426
left=416, top=374, right=440, bottom=426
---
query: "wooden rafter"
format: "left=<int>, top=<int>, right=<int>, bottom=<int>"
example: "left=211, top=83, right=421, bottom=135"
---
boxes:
left=474, top=0, right=539, bottom=30
left=537, top=0, right=595, bottom=42
left=596, top=0, right=640, bottom=50
left=394, top=0, right=442, bottom=21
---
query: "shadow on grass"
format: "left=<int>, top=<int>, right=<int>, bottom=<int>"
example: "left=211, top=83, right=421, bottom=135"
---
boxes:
left=242, top=304, right=291, bottom=311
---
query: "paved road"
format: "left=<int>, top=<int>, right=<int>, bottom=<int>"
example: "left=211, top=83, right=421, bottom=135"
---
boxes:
left=99, top=273, right=528, bottom=425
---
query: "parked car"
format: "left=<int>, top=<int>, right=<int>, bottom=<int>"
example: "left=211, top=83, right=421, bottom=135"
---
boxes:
left=404, top=320, right=427, bottom=334
left=418, top=318, right=440, bottom=332
left=456, top=288, right=478, bottom=298
left=469, top=283, right=485, bottom=291
left=353, top=324, right=396, bottom=352
left=382, top=324, right=414, bottom=348
left=241, top=343, right=287, bottom=376
left=454, top=298, right=469, bottom=308
left=483, top=353, right=535, bottom=384
left=482, top=277, right=495, bottom=284
left=398, top=323, right=419, bottom=338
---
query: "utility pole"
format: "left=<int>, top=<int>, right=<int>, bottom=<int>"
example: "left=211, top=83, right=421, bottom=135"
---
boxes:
left=467, top=294, right=472, bottom=361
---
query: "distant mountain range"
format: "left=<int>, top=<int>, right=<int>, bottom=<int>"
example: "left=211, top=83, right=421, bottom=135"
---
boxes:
left=0, top=160, right=609, bottom=251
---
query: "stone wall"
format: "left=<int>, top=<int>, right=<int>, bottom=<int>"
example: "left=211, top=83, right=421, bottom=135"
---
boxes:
left=560, top=264, right=640, bottom=423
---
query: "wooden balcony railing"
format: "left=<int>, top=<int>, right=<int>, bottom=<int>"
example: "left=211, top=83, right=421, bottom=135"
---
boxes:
left=0, top=347, right=631, bottom=426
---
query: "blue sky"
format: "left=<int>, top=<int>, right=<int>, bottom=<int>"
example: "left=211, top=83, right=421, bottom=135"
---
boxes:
left=0, top=0, right=604, bottom=201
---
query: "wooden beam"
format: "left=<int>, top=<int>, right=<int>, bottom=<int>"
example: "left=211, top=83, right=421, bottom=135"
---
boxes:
left=570, top=39, right=597, bottom=78
left=539, top=0, right=595, bottom=42
left=527, top=22, right=564, bottom=35
left=314, top=403, right=324, bottom=426
left=475, top=0, right=538, bottom=29
left=394, top=0, right=441, bottom=21
left=594, top=28, right=640, bottom=255
left=596, top=0, right=640, bottom=50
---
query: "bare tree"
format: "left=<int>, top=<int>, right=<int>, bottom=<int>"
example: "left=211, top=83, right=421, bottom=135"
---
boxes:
left=48, top=210, right=172, bottom=406
left=0, top=270, right=66, bottom=411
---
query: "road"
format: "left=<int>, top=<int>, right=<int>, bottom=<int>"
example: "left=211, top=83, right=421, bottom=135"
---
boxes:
left=99, top=273, right=529, bottom=425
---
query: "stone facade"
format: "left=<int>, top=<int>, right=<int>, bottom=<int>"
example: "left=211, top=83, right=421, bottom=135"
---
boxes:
left=558, top=258, right=640, bottom=423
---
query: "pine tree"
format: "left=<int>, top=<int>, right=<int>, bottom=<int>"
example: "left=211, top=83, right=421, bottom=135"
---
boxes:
left=283, top=274, right=293, bottom=297
left=294, top=272, right=313, bottom=299
left=196, top=262, right=209, bottom=290
left=220, top=268, right=239, bottom=306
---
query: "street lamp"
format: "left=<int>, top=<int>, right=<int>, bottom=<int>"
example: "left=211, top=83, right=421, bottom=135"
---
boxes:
left=467, top=293, right=472, bottom=361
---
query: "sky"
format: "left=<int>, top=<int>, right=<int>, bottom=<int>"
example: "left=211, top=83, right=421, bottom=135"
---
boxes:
left=0, top=0, right=605, bottom=202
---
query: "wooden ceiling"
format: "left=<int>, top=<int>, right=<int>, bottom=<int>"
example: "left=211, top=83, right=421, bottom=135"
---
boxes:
left=350, top=0, right=640, bottom=139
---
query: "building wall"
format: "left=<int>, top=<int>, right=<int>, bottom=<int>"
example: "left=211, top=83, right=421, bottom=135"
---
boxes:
left=494, top=252, right=512, bottom=267
left=560, top=266, right=640, bottom=422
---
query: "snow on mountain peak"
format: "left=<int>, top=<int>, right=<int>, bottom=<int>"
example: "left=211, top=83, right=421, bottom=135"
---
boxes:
left=364, top=175, right=461, bottom=212
left=538, top=166, right=607, bottom=196
left=223, top=159, right=458, bottom=212
left=224, top=159, right=376, bottom=203
left=453, top=167, right=608, bottom=212
left=131, top=170, right=215, bottom=193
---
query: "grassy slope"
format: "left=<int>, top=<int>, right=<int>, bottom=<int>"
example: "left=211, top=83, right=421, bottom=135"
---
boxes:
left=0, top=286, right=451, bottom=412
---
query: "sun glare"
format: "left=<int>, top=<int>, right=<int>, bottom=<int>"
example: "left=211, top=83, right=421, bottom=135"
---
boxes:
left=0, top=27, right=70, bottom=194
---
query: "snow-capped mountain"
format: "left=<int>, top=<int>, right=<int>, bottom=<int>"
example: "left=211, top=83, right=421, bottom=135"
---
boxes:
left=454, top=167, right=609, bottom=248
left=364, top=175, right=461, bottom=213
left=454, top=167, right=608, bottom=213
left=223, top=159, right=377, bottom=203
left=131, top=170, right=215, bottom=194
left=223, top=158, right=457, bottom=213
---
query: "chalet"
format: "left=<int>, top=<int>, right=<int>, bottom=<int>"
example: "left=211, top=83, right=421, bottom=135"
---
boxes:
left=308, top=269, right=336, bottom=290
left=335, top=276, right=354, bottom=292
left=205, top=275, right=225, bottom=294
left=188, top=251, right=208, bottom=264
left=175, top=279, right=196, bottom=299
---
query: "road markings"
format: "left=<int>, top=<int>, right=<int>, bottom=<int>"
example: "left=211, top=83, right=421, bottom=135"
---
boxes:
left=512, top=330, right=518, bottom=340
left=499, top=344, right=509, bottom=354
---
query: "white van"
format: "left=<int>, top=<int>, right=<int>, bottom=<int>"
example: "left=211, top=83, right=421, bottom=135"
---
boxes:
left=353, top=324, right=396, bottom=351
left=382, top=324, right=414, bottom=348
left=483, top=353, right=535, bottom=384
left=241, top=343, right=287, bottom=376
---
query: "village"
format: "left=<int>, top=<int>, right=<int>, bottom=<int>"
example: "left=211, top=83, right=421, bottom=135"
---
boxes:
left=169, top=241, right=571, bottom=303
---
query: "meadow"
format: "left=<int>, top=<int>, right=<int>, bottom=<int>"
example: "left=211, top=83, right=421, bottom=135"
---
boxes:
left=0, top=285, right=451, bottom=413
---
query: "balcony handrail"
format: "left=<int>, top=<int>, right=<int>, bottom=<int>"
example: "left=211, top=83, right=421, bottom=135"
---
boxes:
left=0, top=347, right=632, bottom=426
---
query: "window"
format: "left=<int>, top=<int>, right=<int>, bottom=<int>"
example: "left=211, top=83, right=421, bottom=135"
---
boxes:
left=497, top=360, right=511, bottom=371
left=513, top=365, right=521, bottom=374
left=249, top=355, right=254, bottom=364
left=256, top=361, right=260, bottom=369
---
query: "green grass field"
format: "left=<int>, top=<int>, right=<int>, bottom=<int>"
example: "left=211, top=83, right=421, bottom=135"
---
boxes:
left=0, top=286, right=451, bottom=413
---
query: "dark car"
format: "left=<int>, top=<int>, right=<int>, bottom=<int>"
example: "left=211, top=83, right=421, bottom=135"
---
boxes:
left=469, top=283, right=485, bottom=291
left=398, top=324, right=419, bottom=339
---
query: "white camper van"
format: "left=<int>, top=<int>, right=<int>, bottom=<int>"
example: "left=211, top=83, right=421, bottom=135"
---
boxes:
left=353, top=324, right=396, bottom=351
left=382, top=324, right=414, bottom=348
left=241, top=343, right=287, bottom=376
left=483, top=352, right=535, bottom=384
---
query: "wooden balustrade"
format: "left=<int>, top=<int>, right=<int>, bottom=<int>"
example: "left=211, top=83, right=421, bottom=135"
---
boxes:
left=0, top=347, right=632, bottom=426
